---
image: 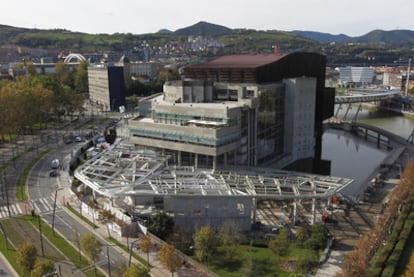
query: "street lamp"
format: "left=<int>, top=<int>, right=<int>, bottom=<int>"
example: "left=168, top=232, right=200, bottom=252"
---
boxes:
left=52, top=187, right=64, bottom=235
left=128, top=238, right=140, bottom=267
left=1, top=170, right=11, bottom=217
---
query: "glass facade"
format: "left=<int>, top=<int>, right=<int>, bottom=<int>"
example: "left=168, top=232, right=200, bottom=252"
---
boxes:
left=257, top=86, right=285, bottom=163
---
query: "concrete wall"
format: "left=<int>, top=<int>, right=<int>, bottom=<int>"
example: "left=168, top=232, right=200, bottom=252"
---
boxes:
left=163, top=196, right=252, bottom=231
left=284, top=77, right=316, bottom=161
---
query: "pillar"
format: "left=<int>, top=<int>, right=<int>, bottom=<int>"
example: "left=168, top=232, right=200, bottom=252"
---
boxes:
left=194, top=153, right=198, bottom=169
left=252, top=197, right=257, bottom=225
left=213, top=156, right=217, bottom=172
left=293, top=200, right=297, bottom=225
left=178, top=151, right=181, bottom=166
left=311, top=198, right=316, bottom=225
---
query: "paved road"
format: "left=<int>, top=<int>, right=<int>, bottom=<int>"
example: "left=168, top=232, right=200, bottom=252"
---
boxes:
left=0, top=117, right=130, bottom=276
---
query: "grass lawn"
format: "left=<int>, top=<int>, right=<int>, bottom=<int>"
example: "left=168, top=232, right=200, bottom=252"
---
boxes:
left=16, top=149, right=50, bottom=201
left=1, top=216, right=65, bottom=276
left=0, top=216, right=104, bottom=277
left=208, top=243, right=318, bottom=277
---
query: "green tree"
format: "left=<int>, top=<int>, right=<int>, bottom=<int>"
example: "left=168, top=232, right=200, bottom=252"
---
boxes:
left=112, top=259, right=128, bottom=277
left=30, top=260, right=55, bottom=277
left=304, top=224, right=329, bottom=250
left=73, top=60, right=89, bottom=94
left=55, top=61, right=72, bottom=87
left=126, top=79, right=147, bottom=96
left=149, top=212, right=174, bottom=240
left=15, top=242, right=37, bottom=273
left=159, top=244, right=181, bottom=277
left=0, top=80, right=20, bottom=140
left=139, top=235, right=152, bottom=265
left=80, top=233, right=102, bottom=264
left=25, top=62, right=37, bottom=76
left=219, top=221, right=241, bottom=262
left=296, top=251, right=319, bottom=273
left=156, top=67, right=180, bottom=85
left=268, top=228, right=290, bottom=257
left=295, top=226, right=308, bottom=245
left=123, top=263, right=150, bottom=277
left=193, top=225, right=219, bottom=264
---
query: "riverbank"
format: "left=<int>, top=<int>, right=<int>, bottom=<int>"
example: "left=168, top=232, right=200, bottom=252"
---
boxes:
left=316, top=121, right=414, bottom=276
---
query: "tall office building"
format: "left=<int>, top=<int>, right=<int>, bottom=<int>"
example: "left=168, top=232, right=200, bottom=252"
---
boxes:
left=88, top=65, right=126, bottom=111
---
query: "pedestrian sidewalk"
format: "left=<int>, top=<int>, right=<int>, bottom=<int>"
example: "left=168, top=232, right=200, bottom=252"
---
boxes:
left=57, top=173, right=210, bottom=277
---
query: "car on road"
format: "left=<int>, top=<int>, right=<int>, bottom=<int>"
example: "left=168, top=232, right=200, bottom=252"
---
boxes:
left=50, top=159, right=60, bottom=169
left=75, top=135, right=82, bottom=142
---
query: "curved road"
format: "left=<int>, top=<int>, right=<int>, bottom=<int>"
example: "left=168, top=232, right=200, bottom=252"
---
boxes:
left=26, top=122, right=133, bottom=276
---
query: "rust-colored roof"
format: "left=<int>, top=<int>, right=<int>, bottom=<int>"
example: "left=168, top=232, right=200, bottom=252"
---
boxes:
left=189, top=53, right=287, bottom=69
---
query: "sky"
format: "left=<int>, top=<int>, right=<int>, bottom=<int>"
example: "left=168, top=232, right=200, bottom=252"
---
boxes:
left=2, top=0, right=414, bottom=37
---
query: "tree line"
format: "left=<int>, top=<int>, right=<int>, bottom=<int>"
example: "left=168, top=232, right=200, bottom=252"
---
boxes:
left=0, top=61, right=88, bottom=141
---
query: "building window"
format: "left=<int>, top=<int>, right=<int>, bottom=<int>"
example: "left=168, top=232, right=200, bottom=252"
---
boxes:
left=237, top=203, right=245, bottom=214
left=229, top=89, right=238, bottom=101
left=246, top=90, right=255, bottom=98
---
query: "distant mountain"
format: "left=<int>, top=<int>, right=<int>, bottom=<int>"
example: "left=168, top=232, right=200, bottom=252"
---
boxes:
left=351, top=29, right=414, bottom=45
left=292, top=29, right=414, bottom=45
left=158, top=29, right=172, bottom=34
left=173, top=21, right=232, bottom=36
left=292, top=30, right=351, bottom=43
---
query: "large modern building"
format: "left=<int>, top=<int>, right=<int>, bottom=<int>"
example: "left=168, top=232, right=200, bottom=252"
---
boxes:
left=88, top=65, right=126, bottom=111
left=339, top=66, right=374, bottom=85
left=128, top=52, right=334, bottom=170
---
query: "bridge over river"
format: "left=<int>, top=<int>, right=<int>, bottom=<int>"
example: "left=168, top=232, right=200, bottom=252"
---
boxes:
left=334, top=89, right=401, bottom=121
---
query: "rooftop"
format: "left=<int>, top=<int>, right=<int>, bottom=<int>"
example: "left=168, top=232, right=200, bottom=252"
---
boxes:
left=187, top=53, right=287, bottom=69
left=74, top=140, right=353, bottom=200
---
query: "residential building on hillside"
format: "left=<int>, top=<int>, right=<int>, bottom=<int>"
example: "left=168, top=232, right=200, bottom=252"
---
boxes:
left=116, top=56, right=162, bottom=82
left=128, top=52, right=334, bottom=170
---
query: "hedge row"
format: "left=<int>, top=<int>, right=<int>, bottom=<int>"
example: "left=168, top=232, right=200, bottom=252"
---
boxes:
left=382, top=211, right=414, bottom=276
left=368, top=199, right=414, bottom=276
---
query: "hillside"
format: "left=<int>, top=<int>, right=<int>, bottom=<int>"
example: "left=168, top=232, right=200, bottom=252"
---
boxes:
left=0, top=22, right=413, bottom=66
left=174, top=21, right=232, bottom=36
left=292, top=29, right=414, bottom=45
left=351, top=29, right=414, bottom=45
left=0, top=22, right=317, bottom=58
left=292, top=30, right=351, bottom=44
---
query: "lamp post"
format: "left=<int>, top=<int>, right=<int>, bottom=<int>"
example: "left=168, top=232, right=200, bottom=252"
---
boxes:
left=128, top=239, right=140, bottom=267
left=1, top=171, right=11, bottom=217
left=38, top=215, right=45, bottom=256
left=52, top=187, right=64, bottom=235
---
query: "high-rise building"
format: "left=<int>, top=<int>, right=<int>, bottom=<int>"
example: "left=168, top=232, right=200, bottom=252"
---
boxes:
left=88, top=65, right=126, bottom=111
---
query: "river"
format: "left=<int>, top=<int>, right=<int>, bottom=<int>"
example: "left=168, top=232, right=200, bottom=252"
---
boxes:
left=321, top=107, right=414, bottom=196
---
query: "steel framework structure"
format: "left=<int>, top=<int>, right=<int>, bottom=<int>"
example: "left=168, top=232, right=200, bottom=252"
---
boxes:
left=74, top=141, right=352, bottom=201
